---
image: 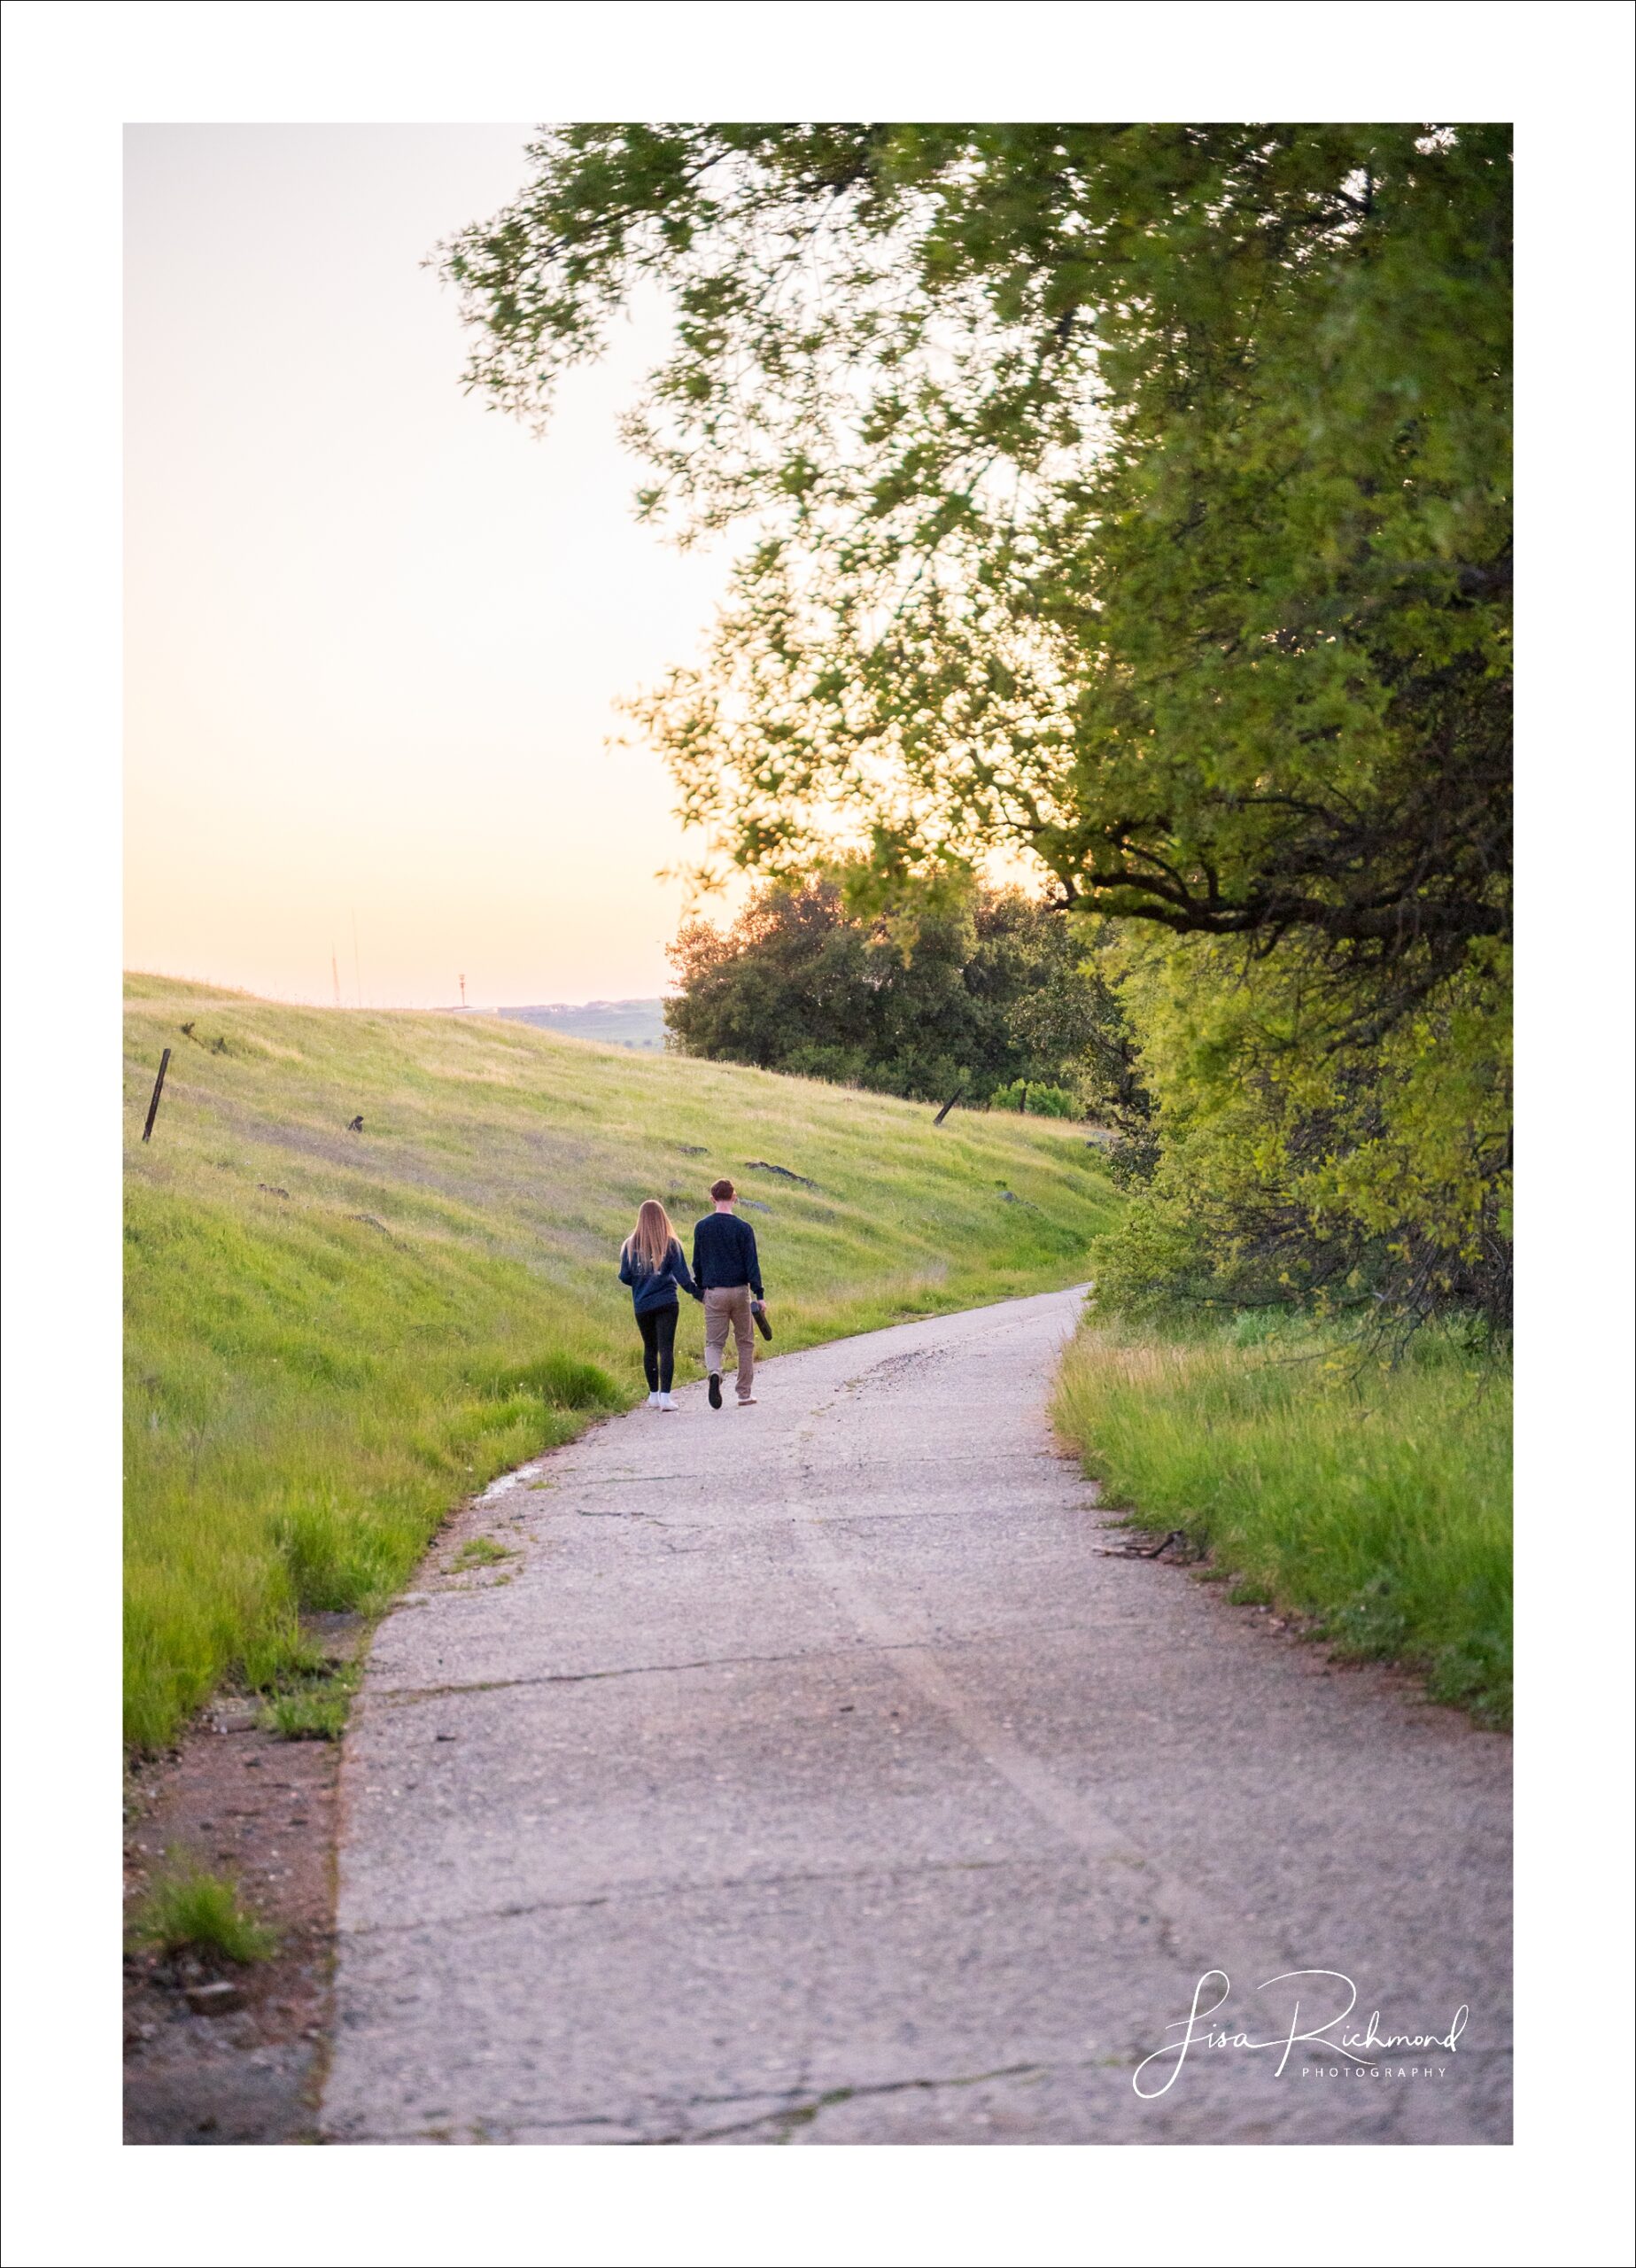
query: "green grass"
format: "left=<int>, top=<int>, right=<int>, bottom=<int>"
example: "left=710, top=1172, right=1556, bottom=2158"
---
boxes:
left=454, top=1537, right=514, bottom=1570
left=125, top=973, right=1120, bottom=1748
left=128, top=1857, right=279, bottom=1963
left=1051, top=1310, right=1512, bottom=1726
left=261, top=1669, right=355, bottom=1741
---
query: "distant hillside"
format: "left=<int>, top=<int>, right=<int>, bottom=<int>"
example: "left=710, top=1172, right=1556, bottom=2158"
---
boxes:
left=495, top=998, right=665, bottom=1050
left=123, top=974, right=1119, bottom=1746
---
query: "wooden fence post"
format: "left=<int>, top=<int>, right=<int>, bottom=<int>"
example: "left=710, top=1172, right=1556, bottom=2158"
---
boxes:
left=142, top=1048, right=172, bottom=1143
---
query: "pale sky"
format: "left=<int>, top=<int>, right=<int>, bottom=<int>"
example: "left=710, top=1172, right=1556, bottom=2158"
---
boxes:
left=124, top=126, right=728, bottom=1007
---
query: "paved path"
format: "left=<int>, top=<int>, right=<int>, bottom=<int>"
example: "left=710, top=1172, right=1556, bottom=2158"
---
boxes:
left=323, top=1288, right=1510, bottom=2143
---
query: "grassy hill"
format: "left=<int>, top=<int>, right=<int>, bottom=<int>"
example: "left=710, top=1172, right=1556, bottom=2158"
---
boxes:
left=124, top=973, right=1119, bottom=1747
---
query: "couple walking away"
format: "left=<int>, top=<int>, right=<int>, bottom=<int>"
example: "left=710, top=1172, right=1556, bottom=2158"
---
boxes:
left=617, top=1177, right=769, bottom=1412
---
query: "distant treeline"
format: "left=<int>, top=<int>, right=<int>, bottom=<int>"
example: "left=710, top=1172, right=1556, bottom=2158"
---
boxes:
left=497, top=1000, right=664, bottom=1051
left=664, top=872, right=1147, bottom=1129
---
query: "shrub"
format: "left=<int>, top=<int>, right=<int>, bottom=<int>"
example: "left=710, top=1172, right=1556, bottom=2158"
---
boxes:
left=991, top=1080, right=1079, bottom=1119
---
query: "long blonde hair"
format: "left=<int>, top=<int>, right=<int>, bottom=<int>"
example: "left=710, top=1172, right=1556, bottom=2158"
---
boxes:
left=624, top=1199, right=676, bottom=1271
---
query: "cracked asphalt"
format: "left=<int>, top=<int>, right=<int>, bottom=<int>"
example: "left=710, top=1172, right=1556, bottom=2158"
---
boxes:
left=322, top=1285, right=1511, bottom=2144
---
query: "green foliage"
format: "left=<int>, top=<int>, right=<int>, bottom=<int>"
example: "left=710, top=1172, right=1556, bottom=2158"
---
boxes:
left=989, top=1080, right=1079, bottom=1119
left=269, top=1495, right=408, bottom=1616
left=454, top=1536, right=514, bottom=1569
left=467, top=1353, right=622, bottom=1410
left=124, top=973, right=1119, bottom=1747
left=666, top=867, right=1144, bottom=1116
left=444, top=124, right=1510, bottom=980
left=1051, top=1315, right=1511, bottom=1725
left=262, top=1674, right=353, bottom=1741
left=128, top=1858, right=279, bottom=1963
left=444, top=123, right=1512, bottom=1327
left=1090, top=928, right=1511, bottom=1325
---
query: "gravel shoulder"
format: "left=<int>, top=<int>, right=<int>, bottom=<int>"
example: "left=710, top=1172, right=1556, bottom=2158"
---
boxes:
left=323, top=1285, right=1512, bottom=2145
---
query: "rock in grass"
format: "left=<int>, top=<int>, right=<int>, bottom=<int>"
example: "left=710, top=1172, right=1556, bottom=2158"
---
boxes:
left=742, top=1159, right=817, bottom=1186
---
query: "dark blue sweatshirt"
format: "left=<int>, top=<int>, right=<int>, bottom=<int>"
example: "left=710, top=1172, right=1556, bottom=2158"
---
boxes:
left=691, top=1211, right=764, bottom=1298
left=617, top=1238, right=701, bottom=1316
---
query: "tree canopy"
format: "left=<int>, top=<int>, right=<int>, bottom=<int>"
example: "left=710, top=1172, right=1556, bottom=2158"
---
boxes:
left=444, top=124, right=1510, bottom=1011
left=444, top=124, right=1511, bottom=1326
left=665, top=871, right=1144, bottom=1121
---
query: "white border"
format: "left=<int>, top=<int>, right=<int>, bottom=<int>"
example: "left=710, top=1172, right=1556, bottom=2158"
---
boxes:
left=4, top=4, right=1632, bottom=2264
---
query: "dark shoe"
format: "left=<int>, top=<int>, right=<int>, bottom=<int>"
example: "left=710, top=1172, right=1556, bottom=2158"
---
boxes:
left=708, top=1372, right=723, bottom=1410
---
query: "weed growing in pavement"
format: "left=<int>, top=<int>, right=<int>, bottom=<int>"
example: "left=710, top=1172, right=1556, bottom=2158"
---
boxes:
left=128, top=1857, right=279, bottom=1963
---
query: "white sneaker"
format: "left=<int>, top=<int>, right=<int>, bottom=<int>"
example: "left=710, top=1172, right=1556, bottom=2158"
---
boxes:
left=658, top=1393, right=678, bottom=1411
left=646, top=1392, right=661, bottom=1408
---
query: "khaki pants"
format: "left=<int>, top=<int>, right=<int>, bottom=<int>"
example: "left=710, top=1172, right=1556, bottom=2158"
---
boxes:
left=702, top=1285, right=756, bottom=1401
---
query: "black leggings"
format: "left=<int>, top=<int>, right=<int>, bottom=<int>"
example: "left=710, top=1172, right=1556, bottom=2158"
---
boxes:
left=636, top=1302, right=679, bottom=1393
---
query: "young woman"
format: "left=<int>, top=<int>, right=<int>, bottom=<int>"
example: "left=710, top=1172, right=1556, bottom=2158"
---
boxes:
left=617, top=1199, right=702, bottom=1410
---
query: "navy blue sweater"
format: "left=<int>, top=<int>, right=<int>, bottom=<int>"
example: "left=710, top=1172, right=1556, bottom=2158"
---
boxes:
left=691, top=1211, right=764, bottom=1299
left=617, top=1238, right=701, bottom=1316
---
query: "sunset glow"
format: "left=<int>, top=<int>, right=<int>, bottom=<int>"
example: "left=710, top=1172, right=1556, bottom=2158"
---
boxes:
left=124, top=126, right=727, bottom=1006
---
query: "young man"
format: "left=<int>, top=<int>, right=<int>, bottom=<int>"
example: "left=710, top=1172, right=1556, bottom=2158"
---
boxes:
left=691, top=1178, right=765, bottom=1408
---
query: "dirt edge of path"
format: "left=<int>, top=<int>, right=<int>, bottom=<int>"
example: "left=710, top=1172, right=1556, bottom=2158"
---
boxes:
left=121, top=1473, right=544, bottom=2145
